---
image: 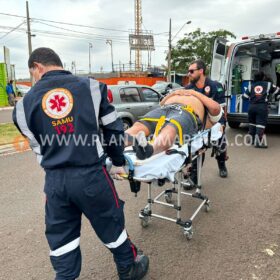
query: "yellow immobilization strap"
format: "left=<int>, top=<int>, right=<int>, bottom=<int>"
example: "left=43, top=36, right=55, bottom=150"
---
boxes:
left=154, top=115, right=166, bottom=138
left=181, top=105, right=198, bottom=125
left=140, top=115, right=184, bottom=145
left=140, top=117, right=162, bottom=143
left=169, top=119, right=183, bottom=145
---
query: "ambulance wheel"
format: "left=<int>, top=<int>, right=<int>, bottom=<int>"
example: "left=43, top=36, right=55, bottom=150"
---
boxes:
left=164, top=192, right=172, bottom=203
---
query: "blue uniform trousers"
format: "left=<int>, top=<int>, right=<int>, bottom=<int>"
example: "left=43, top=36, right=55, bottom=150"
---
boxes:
left=44, top=164, right=136, bottom=280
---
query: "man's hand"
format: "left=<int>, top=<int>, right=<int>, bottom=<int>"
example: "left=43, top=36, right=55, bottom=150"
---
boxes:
left=109, top=165, right=127, bottom=180
left=160, top=89, right=195, bottom=105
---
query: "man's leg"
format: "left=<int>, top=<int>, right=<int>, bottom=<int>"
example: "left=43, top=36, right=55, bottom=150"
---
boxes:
left=73, top=166, right=149, bottom=280
left=216, top=129, right=228, bottom=178
left=44, top=171, right=82, bottom=280
left=133, top=124, right=177, bottom=159
left=248, top=105, right=257, bottom=143
left=255, top=104, right=268, bottom=148
left=125, top=122, right=150, bottom=146
left=8, top=94, right=15, bottom=106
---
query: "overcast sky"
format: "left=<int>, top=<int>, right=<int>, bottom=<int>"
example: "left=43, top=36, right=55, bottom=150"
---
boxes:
left=0, top=0, right=279, bottom=78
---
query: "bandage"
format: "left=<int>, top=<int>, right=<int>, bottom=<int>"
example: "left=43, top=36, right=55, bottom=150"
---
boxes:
left=208, top=107, right=223, bottom=123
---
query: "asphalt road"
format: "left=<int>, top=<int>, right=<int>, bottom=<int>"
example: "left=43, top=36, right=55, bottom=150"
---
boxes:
left=0, top=109, right=13, bottom=124
left=0, top=126, right=279, bottom=280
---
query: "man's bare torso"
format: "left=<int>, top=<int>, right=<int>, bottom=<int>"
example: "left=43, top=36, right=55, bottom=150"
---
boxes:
left=160, top=93, right=205, bottom=122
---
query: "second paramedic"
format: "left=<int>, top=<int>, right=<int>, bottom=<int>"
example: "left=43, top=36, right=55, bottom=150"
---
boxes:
left=243, top=71, right=279, bottom=148
left=185, top=59, right=228, bottom=179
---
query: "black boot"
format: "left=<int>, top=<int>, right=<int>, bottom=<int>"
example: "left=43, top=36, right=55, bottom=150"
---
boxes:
left=183, top=170, right=197, bottom=190
left=118, top=253, right=149, bottom=280
left=254, top=135, right=268, bottom=148
left=217, top=160, right=228, bottom=178
left=255, top=142, right=268, bottom=149
left=133, top=132, right=154, bottom=160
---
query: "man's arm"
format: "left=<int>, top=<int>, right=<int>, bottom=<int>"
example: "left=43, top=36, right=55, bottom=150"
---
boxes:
left=186, top=89, right=221, bottom=116
left=98, top=82, right=125, bottom=167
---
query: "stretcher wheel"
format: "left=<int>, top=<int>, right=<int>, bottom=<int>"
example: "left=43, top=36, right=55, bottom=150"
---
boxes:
left=164, top=192, right=172, bottom=203
left=183, top=227, right=193, bottom=240
left=140, top=217, right=149, bottom=228
left=204, top=201, right=210, bottom=212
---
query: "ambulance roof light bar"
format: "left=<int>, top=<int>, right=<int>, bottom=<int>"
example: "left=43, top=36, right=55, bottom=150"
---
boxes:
left=241, top=32, right=280, bottom=41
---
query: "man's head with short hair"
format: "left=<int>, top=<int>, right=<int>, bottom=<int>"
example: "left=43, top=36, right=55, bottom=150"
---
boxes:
left=28, top=47, right=63, bottom=68
left=9, top=80, right=13, bottom=84
left=187, top=59, right=206, bottom=84
left=28, top=47, right=63, bottom=82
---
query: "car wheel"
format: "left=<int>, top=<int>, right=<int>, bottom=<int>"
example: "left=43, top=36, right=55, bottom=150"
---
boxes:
left=122, top=119, right=132, bottom=130
left=228, top=121, right=241, bottom=129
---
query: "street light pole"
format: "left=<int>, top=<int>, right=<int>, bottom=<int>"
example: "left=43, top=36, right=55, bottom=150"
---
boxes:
left=167, top=18, right=172, bottom=82
left=106, top=39, right=114, bottom=72
left=26, top=1, right=33, bottom=83
left=88, top=43, right=93, bottom=74
left=167, top=19, right=191, bottom=82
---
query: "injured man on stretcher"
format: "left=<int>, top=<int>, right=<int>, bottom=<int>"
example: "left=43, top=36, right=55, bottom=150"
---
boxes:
left=124, top=89, right=223, bottom=160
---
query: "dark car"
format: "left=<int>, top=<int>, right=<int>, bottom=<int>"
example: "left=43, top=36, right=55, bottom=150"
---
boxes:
left=152, top=82, right=183, bottom=95
left=107, top=84, right=162, bottom=130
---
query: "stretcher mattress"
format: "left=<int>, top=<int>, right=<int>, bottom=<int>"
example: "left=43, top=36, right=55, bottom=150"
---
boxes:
left=124, top=123, right=223, bottom=182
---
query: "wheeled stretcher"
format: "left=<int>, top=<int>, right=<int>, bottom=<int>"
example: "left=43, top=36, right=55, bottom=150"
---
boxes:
left=108, top=123, right=223, bottom=239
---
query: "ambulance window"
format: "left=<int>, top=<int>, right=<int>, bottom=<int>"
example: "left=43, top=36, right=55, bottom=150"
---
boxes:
left=120, top=87, right=141, bottom=102
left=216, top=43, right=226, bottom=56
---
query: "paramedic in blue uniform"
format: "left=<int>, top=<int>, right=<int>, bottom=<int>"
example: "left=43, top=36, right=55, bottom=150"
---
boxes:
left=13, top=47, right=149, bottom=280
left=243, top=71, right=280, bottom=148
left=185, top=59, right=228, bottom=179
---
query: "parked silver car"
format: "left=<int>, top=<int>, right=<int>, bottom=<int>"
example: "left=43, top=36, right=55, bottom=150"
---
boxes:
left=107, top=84, right=162, bottom=130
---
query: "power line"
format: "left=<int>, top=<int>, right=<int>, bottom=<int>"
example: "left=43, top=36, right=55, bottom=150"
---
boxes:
left=33, top=20, right=129, bottom=40
left=0, top=12, right=131, bottom=33
left=0, top=24, right=169, bottom=48
left=0, top=21, right=26, bottom=39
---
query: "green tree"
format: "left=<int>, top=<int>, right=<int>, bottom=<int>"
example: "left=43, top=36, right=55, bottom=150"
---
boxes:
left=171, top=28, right=236, bottom=73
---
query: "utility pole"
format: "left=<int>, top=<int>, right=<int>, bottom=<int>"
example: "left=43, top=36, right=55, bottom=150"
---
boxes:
left=135, top=0, right=142, bottom=72
left=167, top=18, right=172, bottom=82
left=88, top=43, right=93, bottom=74
left=26, top=1, right=33, bottom=82
left=167, top=19, right=191, bottom=82
left=106, top=39, right=114, bottom=72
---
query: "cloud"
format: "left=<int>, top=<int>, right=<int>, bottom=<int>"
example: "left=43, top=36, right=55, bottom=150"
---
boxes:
left=0, top=0, right=280, bottom=78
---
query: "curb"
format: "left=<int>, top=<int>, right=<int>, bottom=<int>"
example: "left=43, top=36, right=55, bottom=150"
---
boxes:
left=0, top=107, right=14, bottom=111
left=0, top=143, right=15, bottom=155
left=0, top=142, right=31, bottom=156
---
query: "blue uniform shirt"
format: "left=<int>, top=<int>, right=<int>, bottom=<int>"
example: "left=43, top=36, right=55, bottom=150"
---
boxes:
left=13, top=70, right=125, bottom=169
left=244, top=81, right=279, bottom=104
left=185, top=77, right=226, bottom=124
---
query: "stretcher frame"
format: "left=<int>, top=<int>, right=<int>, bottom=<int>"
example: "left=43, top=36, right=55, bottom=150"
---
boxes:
left=134, top=129, right=213, bottom=240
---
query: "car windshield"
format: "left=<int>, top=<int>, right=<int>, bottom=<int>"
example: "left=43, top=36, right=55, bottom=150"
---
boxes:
left=152, top=83, right=166, bottom=90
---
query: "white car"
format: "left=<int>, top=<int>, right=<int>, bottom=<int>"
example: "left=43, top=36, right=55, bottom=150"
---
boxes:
left=16, top=84, right=31, bottom=97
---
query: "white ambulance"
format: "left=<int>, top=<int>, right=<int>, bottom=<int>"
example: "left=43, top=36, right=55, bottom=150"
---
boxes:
left=211, top=33, right=280, bottom=128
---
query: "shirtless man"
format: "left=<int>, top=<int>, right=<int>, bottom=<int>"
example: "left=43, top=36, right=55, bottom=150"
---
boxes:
left=125, top=89, right=222, bottom=160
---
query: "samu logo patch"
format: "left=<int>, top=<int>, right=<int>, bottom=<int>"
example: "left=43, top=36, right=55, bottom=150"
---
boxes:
left=254, top=86, right=263, bottom=96
left=204, top=86, right=211, bottom=95
left=42, top=88, right=73, bottom=119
